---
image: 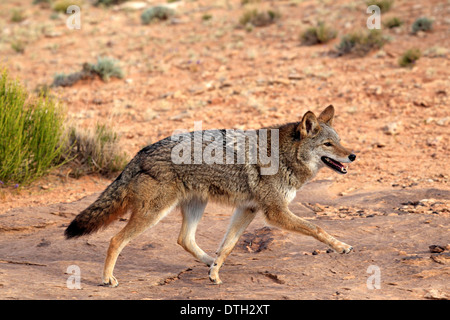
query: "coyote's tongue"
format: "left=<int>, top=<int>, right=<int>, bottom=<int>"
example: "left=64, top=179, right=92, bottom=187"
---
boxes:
left=321, top=156, right=347, bottom=174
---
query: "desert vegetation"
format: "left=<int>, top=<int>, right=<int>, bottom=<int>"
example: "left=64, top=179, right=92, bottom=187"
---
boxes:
left=0, top=69, right=67, bottom=185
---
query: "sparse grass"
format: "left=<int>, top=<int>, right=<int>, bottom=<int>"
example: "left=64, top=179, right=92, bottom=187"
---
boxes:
left=63, top=123, right=128, bottom=177
left=365, top=0, right=393, bottom=13
left=52, top=57, right=124, bottom=87
left=90, top=56, right=125, bottom=81
left=241, top=0, right=261, bottom=4
left=424, top=46, right=448, bottom=58
left=34, top=84, right=53, bottom=98
left=336, top=30, right=387, bottom=56
left=239, top=9, right=280, bottom=27
left=0, top=69, right=68, bottom=185
left=398, top=48, right=421, bottom=67
left=384, top=17, right=403, bottom=29
left=94, top=0, right=129, bottom=6
left=11, top=9, right=26, bottom=23
left=11, top=40, right=26, bottom=54
left=141, top=6, right=175, bottom=25
left=300, top=22, right=337, bottom=45
left=52, top=0, right=82, bottom=12
left=202, top=13, right=213, bottom=21
left=412, top=17, right=433, bottom=34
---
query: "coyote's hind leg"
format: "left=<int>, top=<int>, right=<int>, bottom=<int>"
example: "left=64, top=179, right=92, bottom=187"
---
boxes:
left=102, top=177, right=178, bottom=287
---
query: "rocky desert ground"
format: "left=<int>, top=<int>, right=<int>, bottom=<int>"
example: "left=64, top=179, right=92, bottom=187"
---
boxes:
left=0, top=0, right=449, bottom=301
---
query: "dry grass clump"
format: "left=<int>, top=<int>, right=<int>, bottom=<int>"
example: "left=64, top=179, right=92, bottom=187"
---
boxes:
left=336, top=30, right=387, bottom=56
left=398, top=48, right=421, bottom=67
left=52, top=57, right=124, bottom=87
left=239, top=9, right=280, bottom=27
left=63, top=124, right=128, bottom=177
left=300, top=22, right=337, bottom=45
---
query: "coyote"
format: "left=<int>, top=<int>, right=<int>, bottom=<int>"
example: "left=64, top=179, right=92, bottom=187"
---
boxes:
left=65, top=105, right=356, bottom=286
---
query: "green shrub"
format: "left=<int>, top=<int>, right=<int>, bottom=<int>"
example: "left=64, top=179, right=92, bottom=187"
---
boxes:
left=398, top=48, right=421, bottom=67
left=239, top=9, right=280, bottom=27
left=241, top=0, right=260, bottom=4
left=411, top=17, right=433, bottom=34
left=64, top=123, right=128, bottom=177
left=0, top=69, right=68, bottom=185
left=90, top=56, right=124, bottom=81
left=336, top=30, right=386, bottom=56
left=94, top=0, right=129, bottom=6
left=365, top=0, right=393, bottom=13
left=11, top=40, right=26, bottom=53
left=33, top=0, right=51, bottom=6
left=202, top=13, right=212, bottom=21
left=11, top=9, right=26, bottom=23
left=141, top=6, right=175, bottom=25
left=300, top=22, right=337, bottom=45
left=52, top=57, right=124, bottom=87
left=384, top=17, right=403, bottom=29
left=52, top=0, right=82, bottom=12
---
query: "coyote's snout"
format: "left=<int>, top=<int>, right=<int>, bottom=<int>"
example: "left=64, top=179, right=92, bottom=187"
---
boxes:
left=65, top=105, right=356, bottom=287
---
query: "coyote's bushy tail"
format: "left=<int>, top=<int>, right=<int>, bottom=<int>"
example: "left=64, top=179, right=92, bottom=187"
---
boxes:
left=64, top=161, right=138, bottom=239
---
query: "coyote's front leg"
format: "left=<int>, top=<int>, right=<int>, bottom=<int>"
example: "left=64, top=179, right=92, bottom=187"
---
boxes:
left=264, top=204, right=353, bottom=254
left=209, top=206, right=258, bottom=284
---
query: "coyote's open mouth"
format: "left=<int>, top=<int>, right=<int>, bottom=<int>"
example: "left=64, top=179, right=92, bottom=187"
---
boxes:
left=321, top=156, right=347, bottom=174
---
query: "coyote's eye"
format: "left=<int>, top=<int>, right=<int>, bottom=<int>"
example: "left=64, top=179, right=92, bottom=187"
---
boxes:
left=324, top=142, right=333, bottom=147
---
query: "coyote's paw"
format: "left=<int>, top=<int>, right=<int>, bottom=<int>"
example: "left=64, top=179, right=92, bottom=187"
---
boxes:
left=337, top=243, right=353, bottom=254
left=102, top=275, right=119, bottom=288
left=208, top=267, right=223, bottom=285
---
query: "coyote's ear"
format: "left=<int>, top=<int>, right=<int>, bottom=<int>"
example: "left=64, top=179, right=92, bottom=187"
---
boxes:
left=299, top=111, right=321, bottom=139
left=318, top=105, right=335, bottom=126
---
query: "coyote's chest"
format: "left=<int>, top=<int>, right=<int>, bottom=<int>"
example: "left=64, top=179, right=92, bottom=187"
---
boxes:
left=284, top=188, right=297, bottom=204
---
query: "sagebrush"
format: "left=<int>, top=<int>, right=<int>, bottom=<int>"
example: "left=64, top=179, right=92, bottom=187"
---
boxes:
left=52, top=57, right=124, bottom=87
left=0, top=69, right=68, bottom=185
left=300, top=22, right=337, bottom=45
left=141, top=6, right=175, bottom=25
left=336, top=30, right=386, bottom=56
left=398, top=48, right=421, bottom=67
left=63, top=123, right=128, bottom=177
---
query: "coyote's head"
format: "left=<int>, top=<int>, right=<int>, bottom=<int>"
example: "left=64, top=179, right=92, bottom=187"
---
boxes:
left=295, top=105, right=356, bottom=174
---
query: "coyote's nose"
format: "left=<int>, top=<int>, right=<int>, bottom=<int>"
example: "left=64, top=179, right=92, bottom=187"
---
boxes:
left=348, top=154, right=356, bottom=162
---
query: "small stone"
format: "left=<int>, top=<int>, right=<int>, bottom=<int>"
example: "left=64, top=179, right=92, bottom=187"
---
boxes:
left=427, top=136, right=443, bottom=146
left=170, top=110, right=191, bottom=121
left=119, top=1, right=147, bottom=11
left=288, top=73, right=303, bottom=80
left=424, top=289, right=450, bottom=300
left=429, top=245, right=445, bottom=253
left=436, top=117, right=450, bottom=126
left=383, top=121, right=403, bottom=135
left=272, top=78, right=290, bottom=86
